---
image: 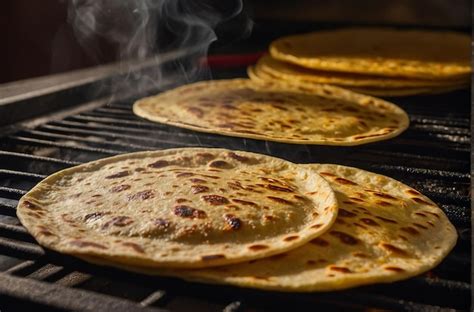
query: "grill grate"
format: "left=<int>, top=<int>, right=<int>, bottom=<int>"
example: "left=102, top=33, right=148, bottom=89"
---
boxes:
left=0, top=67, right=470, bottom=311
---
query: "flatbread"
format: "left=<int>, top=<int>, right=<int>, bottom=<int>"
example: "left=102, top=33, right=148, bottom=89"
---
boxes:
left=256, top=55, right=468, bottom=88
left=17, top=148, right=338, bottom=269
left=133, top=79, right=409, bottom=146
left=83, top=164, right=457, bottom=292
left=270, top=27, right=471, bottom=79
left=248, top=66, right=468, bottom=97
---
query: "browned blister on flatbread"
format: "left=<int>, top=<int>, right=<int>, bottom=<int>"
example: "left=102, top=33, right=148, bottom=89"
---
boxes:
left=17, top=148, right=338, bottom=269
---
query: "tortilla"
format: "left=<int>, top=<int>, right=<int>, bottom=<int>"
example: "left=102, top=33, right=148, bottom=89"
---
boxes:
left=133, top=79, right=409, bottom=146
left=17, top=148, right=338, bottom=269
left=270, top=27, right=471, bottom=79
left=248, top=66, right=467, bottom=97
left=256, top=54, right=468, bottom=88
left=83, top=164, right=457, bottom=292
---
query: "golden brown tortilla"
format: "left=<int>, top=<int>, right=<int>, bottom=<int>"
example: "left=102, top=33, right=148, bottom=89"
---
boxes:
left=17, top=148, right=338, bottom=269
left=133, top=79, right=409, bottom=146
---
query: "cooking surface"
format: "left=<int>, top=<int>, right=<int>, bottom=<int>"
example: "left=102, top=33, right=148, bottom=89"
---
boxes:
left=0, top=32, right=471, bottom=310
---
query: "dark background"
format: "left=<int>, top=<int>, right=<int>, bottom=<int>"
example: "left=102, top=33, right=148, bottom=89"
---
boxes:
left=0, top=0, right=470, bottom=84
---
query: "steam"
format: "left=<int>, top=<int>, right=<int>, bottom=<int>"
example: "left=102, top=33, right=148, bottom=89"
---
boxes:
left=68, top=0, right=250, bottom=96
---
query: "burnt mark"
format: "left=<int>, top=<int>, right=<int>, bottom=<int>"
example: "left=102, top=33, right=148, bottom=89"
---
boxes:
left=196, top=152, right=215, bottom=160
left=105, top=171, right=129, bottom=179
left=400, top=227, right=420, bottom=236
left=187, top=107, right=204, bottom=118
left=266, top=184, right=294, bottom=193
left=267, top=196, right=293, bottom=205
left=176, top=172, right=194, bottom=178
left=174, top=205, right=207, bottom=219
left=148, top=160, right=170, bottom=168
left=227, top=181, right=244, bottom=190
left=412, top=197, right=435, bottom=206
left=354, top=134, right=382, bottom=140
left=330, top=231, right=358, bottom=245
left=360, top=218, right=379, bottom=226
left=334, top=178, right=357, bottom=185
left=23, top=201, right=42, bottom=211
left=154, top=218, right=171, bottom=228
left=202, top=254, right=226, bottom=261
left=283, top=235, right=299, bottom=242
left=209, top=160, right=233, bottom=169
left=293, top=195, right=308, bottom=202
left=376, top=200, right=393, bottom=207
left=84, top=212, right=106, bottom=222
left=128, top=190, right=155, bottom=201
left=191, top=185, right=210, bottom=194
left=415, top=212, right=428, bottom=218
left=339, top=209, right=357, bottom=218
left=224, top=214, right=242, bottom=230
left=248, top=244, right=269, bottom=251
left=412, top=223, right=428, bottom=230
left=190, top=178, right=207, bottom=184
left=384, top=266, right=405, bottom=273
left=122, top=242, right=145, bottom=254
left=38, top=230, right=55, bottom=237
left=198, top=174, right=220, bottom=180
left=227, top=152, right=252, bottom=163
left=406, top=189, right=421, bottom=196
left=319, top=172, right=337, bottom=177
left=176, top=198, right=189, bottom=203
left=329, top=266, right=352, bottom=273
left=310, top=238, right=329, bottom=247
left=70, top=240, right=107, bottom=249
left=352, top=252, right=369, bottom=258
left=370, top=191, right=397, bottom=200
left=103, top=216, right=134, bottom=228
left=110, top=184, right=131, bottom=193
left=202, top=195, right=229, bottom=205
left=423, top=211, right=440, bottom=219
left=380, top=243, right=409, bottom=257
left=232, top=199, right=258, bottom=207
left=375, top=216, right=398, bottom=224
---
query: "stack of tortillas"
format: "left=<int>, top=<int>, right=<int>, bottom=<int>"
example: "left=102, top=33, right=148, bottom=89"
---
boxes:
left=249, top=27, right=471, bottom=97
left=17, top=148, right=457, bottom=292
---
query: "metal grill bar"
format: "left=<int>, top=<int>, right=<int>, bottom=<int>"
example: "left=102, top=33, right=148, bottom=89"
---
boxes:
left=0, top=273, right=165, bottom=312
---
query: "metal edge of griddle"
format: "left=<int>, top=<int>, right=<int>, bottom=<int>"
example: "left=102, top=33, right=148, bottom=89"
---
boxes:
left=0, top=46, right=208, bottom=128
left=0, top=273, right=168, bottom=312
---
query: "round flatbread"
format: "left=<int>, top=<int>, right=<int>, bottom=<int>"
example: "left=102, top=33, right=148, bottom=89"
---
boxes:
left=248, top=66, right=467, bottom=97
left=133, top=79, right=409, bottom=146
left=86, top=164, right=457, bottom=292
left=256, top=55, right=468, bottom=88
left=17, top=148, right=338, bottom=269
left=270, top=27, right=471, bottom=79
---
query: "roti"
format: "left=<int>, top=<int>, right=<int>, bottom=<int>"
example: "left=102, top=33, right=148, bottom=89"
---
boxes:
left=17, top=148, right=338, bottom=269
left=248, top=66, right=467, bottom=97
left=83, top=164, right=457, bottom=292
left=256, top=55, right=468, bottom=88
left=133, top=79, right=409, bottom=146
left=270, top=27, right=471, bottom=79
